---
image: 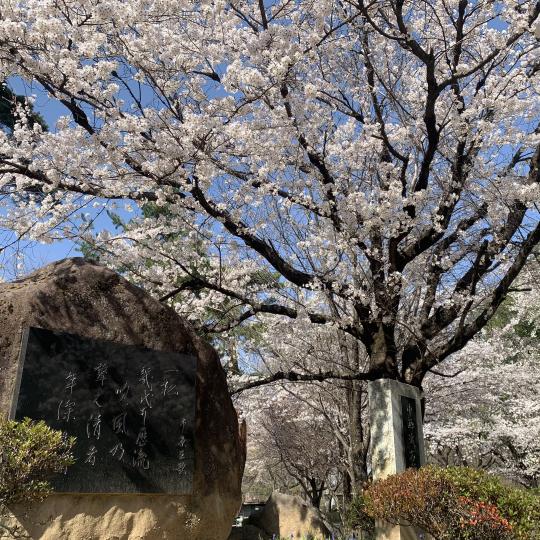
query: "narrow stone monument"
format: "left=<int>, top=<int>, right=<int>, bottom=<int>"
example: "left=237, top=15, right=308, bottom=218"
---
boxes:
left=0, top=258, right=247, bottom=540
left=368, top=379, right=426, bottom=540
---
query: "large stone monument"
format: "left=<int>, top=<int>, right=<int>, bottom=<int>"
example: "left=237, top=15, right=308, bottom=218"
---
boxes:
left=368, top=379, right=426, bottom=540
left=0, top=258, right=246, bottom=540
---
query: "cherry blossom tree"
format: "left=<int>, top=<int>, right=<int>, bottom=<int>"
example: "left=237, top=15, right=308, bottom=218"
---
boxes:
left=426, top=348, right=540, bottom=488
left=424, top=262, right=540, bottom=488
left=240, top=386, right=338, bottom=509
left=0, top=1, right=539, bottom=389
left=235, top=320, right=371, bottom=501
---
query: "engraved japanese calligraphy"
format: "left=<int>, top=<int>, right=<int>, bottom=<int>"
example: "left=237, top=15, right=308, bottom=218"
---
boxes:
left=12, top=327, right=196, bottom=494
left=400, top=396, right=421, bottom=469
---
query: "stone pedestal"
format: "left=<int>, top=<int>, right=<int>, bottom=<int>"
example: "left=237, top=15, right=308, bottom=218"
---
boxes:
left=368, top=379, right=426, bottom=540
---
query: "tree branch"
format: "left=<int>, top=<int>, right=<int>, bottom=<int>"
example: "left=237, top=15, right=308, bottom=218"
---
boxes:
left=230, top=369, right=379, bottom=395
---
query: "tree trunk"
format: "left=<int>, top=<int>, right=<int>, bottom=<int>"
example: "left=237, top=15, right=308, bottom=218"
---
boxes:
left=347, top=380, right=369, bottom=495
left=308, top=477, right=324, bottom=509
left=342, top=470, right=352, bottom=508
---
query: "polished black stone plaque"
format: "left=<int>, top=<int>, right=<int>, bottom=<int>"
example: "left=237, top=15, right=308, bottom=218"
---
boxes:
left=401, top=396, right=421, bottom=469
left=12, top=327, right=196, bottom=494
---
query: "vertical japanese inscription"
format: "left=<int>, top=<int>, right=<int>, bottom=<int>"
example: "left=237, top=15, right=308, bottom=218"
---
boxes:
left=400, top=396, right=421, bottom=469
left=12, top=327, right=196, bottom=494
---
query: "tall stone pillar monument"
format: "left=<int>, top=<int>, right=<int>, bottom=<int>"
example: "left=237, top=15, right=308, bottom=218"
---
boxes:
left=368, top=379, right=427, bottom=540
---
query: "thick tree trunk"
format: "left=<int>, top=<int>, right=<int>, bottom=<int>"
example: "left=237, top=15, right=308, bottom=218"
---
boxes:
left=366, top=326, right=400, bottom=380
left=308, top=478, right=325, bottom=509
left=347, top=380, right=369, bottom=495
left=342, top=470, right=353, bottom=509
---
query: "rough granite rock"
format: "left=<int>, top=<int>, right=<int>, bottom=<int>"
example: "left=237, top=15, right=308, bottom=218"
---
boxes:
left=0, top=258, right=246, bottom=540
left=249, top=492, right=331, bottom=540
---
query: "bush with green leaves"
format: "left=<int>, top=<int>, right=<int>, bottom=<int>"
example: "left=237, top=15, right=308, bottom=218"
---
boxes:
left=433, top=466, right=540, bottom=540
left=345, top=496, right=375, bottom=538
left=348, top=466, right=540, bottom=540
left=0, top=418, right=75, bottom=506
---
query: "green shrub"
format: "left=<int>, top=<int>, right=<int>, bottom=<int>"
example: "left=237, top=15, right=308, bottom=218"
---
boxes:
left=349, top=466, right=539, bottom=540
left=345, top=494, right=375, bottom=537
left=432, top=467, right=540, bottom=540
left=360, top=467, right=485, bottom=540
left=0, top=418, right=75, bottom=506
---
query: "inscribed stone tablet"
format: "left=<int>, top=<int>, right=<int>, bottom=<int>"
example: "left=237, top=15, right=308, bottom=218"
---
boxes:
left=11, top=327, right=196, bottom=494
left=400, top=395, right=421, bottom=469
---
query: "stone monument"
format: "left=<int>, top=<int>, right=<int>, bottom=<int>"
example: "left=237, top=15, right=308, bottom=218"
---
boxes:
left=368, top=379, right=426, bottom=540
left=0, top=258, right=246, bottom=540
left=247, top=492, right=331, bottom=540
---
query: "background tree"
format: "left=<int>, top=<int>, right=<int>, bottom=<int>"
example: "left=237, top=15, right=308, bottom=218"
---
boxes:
left=424, top=260, right=540, bottom=487
left=0, top=84, right=47, bottom=134
left=235, top=317, right=371, bottom=500
left=241, top=387, right=338, bottom=509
